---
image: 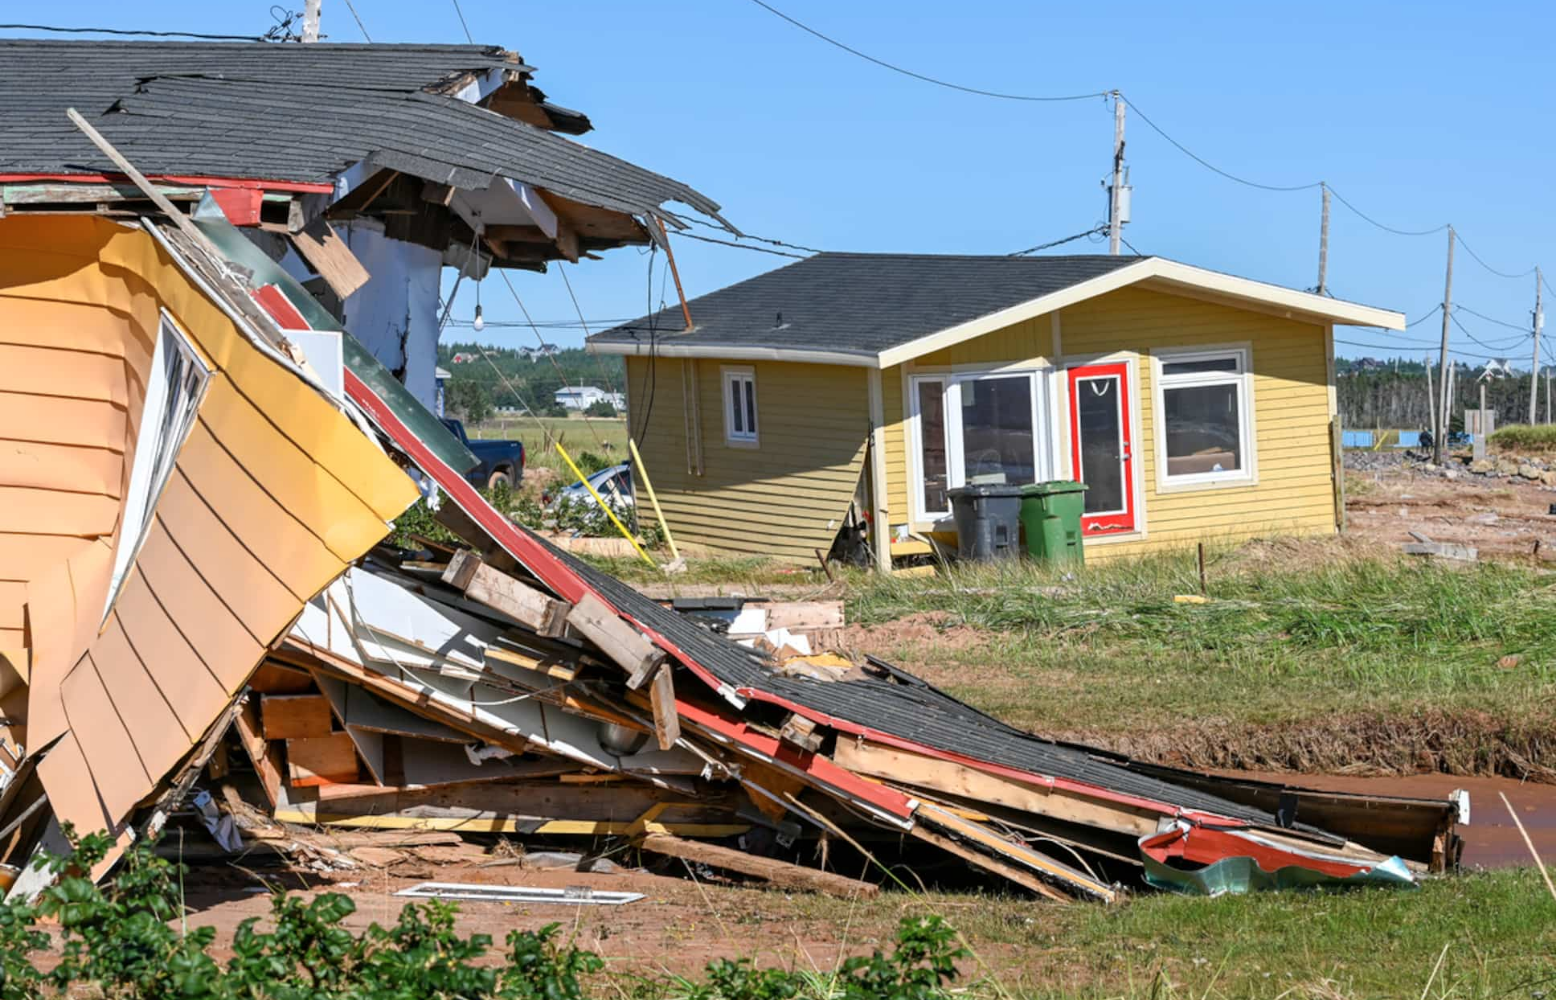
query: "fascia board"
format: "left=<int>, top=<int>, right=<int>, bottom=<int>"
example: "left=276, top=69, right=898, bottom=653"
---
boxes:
left=586, top=340, right=878, bottom=368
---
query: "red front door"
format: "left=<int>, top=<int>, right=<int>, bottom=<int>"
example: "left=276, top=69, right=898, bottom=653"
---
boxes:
left=1067, top=362, right=1136, bottom=535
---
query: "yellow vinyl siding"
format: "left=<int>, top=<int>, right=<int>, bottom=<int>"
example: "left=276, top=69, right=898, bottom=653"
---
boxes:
left=628, top=357, right=868, bottom=561
left=1056, top=286, right=1335, bottom=558
left=0, top=214, right=416, bottom=839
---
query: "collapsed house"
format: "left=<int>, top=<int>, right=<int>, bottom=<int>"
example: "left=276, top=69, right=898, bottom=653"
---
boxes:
left=0, top=37, right=1468, bottom=903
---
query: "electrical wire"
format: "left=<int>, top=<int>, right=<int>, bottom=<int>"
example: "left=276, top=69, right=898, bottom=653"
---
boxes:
left=744, top=0, right=1109, bottom=102
left=449, top=0, right=473, bottom=43
left=1118, top=94, right=1321, bottom=193
left=1325, top=186, right=1449, bottom=238
left=1450, top=312, right=1529, bottom=354
left=340, top=0, right=372, bottom=41
left=676, top=230, right=808, bottom=259
left=1455, top=231, right=1539, bottom=280
left=1009, top=226, right=1106, bottom=256
left=1454, top=303, right=1533, bottom=333
left=498, top=269, right=608, bottom=450
left=686, top=217, right=829, bottom=256
left=0, top=22, right=263, bottom=40
left=1119, top=234, right=1143, bottom=256
left=559, top=263, right=623, bottom=401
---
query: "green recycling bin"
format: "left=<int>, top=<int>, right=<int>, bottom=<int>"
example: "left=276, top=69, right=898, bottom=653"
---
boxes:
left=1018, top=480, right=1088, bottom=565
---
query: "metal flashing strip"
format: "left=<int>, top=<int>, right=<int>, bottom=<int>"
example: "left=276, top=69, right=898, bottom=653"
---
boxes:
left=395, top=882, right=643, bottom=905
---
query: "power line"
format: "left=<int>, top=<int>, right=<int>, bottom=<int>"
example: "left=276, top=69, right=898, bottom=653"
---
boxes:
left=1117, top=95, right=1321, bottom=194
left=685, top=218, right=828, bottom=255
left=0, top=22, right=263, bottom=40
left=1455, top=231, right=1538, bottom=280
left=677, top=230, right=807, bottom=259
left=1450, top=312, right=1529, bottom=354
left=1454, top=303, right=1531, bottom=333
left=744, top=0, right=1108, bottom=103
left=497, top=270, right=608, bottom=450
left=340, top=0, right=371, bottom=41
left=449, top=0, right=473, bottom=43
left=1325, top=186, right=1449, bottom=238
left=1009, top=226, right=1106, bottom=256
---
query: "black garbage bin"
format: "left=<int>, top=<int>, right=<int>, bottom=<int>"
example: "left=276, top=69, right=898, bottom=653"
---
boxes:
left=947, top=484, right=1024, bottom=560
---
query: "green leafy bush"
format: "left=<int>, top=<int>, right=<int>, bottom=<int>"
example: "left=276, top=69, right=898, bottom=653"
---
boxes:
left=0, top=829, right=964, bottom=1000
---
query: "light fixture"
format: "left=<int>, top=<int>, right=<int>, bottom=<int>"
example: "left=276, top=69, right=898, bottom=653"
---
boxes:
left=472, top=303, right=485, bottom=333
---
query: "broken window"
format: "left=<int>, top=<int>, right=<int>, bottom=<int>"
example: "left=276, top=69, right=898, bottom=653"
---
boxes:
left=104, top=312, right=211, bottom=620
left=1154, top=346, right=1253, bottom=488
left=910, top=369, right=1052, bottom=521
left=721, top=366, right=757, bottom=445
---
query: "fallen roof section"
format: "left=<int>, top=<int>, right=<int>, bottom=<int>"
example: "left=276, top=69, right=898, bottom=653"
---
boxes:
left=587, top=253, right=1406, bottom=367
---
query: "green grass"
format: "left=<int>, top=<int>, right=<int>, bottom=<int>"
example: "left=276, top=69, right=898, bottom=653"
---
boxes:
left=839, top=544, right=1556, bottom=747
left=468, top=415, right=630, bottom=476
left=626, top=869, right=1556, bottom=1000
left=1489, top=423, right=1556, bottom=454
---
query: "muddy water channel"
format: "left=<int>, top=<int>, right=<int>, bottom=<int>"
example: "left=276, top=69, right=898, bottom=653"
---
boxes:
left=1238, top=771, right=1556, bottom=868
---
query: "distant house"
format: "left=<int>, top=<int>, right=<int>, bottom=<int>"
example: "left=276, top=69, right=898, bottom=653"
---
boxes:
left=450, top=352, right=481, bottom=364
left=520, top=344, right=560, bottom=361
left=589, top=253, right=1404, bottom=567
left=554, top=385, right=621, bottom=410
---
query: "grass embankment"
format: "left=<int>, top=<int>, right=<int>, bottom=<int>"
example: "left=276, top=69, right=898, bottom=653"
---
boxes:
left=741, top=869, right=1553, bottom=999
left=1490, top=423, right=1556, bottom=454
left=846, top=541, right=1556, bottom=774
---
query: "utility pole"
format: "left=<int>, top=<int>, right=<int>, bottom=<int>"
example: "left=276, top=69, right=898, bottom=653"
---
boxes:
left=1316, top=184, right=1330, bottom=296
left=1532, top=267, right=1543, bottom=425
left=302, top=0, right=322, bottom=42
left=1433, top=227, right=1455, bottom=464
left=1108, top=93, right=1125, bottom=256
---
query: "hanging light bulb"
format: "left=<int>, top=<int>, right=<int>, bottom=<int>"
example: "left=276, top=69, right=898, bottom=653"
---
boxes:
left=472, top=303, right=485, bottom=332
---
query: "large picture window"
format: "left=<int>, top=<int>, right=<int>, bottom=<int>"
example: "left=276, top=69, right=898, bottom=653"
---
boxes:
left=1152, top=346, right=1254, bottom=489
left=909, top=368, right=1052, bottom=521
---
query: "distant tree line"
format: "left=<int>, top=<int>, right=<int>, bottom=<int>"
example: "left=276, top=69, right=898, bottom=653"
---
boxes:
left=438, top=343, right=625, bottom=422
left=1337, top=357, right=1551, bottom=431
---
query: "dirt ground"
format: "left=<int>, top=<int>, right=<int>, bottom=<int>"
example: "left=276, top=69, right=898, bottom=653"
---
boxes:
left=1343, top=451, right=1556, bottom=560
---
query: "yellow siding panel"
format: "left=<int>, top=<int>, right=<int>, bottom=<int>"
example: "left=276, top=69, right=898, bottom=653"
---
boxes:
left=630, top=357, right=868, bottom=561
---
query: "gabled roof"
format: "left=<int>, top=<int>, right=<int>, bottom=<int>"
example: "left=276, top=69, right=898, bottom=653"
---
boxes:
left=588, top=252, right=1406, bottom=368
left=0, top=40, right=719, bottom=225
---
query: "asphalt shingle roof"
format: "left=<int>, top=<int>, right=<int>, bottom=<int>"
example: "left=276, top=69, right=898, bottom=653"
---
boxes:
left=590, top=252, right=1147, bottom=358
left=0, top=40, right=720, bottom=223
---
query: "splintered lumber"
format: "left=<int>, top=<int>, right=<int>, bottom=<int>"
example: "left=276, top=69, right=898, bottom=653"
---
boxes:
left=288, top=734, right=360, bottom=787
left=915, top=801, right=1117, bottom=903
left=833, top=738, right=1158, bottom=837
left=566, top=592, right=664, bottom=688
left=442, top=550, right=571, bottom=637
left=778, top=714, right=824, bottom=753
left=235, top=700, right=284, bottom=809
left=261, top=694, right=333, bottom=740
left=639, top=832, right=878, bottom=898
left=760, top=601, right=845, bottom=632
left=648, top=665, right=681, bottom=750
left=288, top=217, right=370, bottom=298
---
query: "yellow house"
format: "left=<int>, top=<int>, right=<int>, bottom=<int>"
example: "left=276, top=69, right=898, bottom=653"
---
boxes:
left=588, top=253, right=1404, bottom=568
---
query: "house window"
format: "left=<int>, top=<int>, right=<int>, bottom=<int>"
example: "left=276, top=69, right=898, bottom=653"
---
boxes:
left=1153, top=346, right=1254, bottom=488
left=722, top=366, right=757, bottom=445
left=909, top=368, right=1052, bottom=521
left=104, top=312, right=211, bottom=620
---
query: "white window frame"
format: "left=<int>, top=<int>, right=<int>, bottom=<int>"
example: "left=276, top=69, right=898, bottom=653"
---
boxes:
left=104, top=310, right=212, bottom=621
left=907, top=365, right=1055, bottom=524
left=1150, top=343, right=1257, bottom=493
left=721, top=365, right=758, bottom=447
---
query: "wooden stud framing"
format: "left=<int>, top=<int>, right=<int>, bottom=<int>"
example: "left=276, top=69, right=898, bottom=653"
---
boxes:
left=442, top=550, right=571, bottom=636
left=565, top=592, right=664, bottom=688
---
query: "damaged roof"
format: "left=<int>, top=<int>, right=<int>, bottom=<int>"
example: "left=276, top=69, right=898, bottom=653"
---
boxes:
left=588, top=252, right=1405, bottom=367
left=0, top=40, right=720, bottom=224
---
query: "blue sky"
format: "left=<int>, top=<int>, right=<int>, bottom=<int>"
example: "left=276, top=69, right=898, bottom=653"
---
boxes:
left=9, top=1, right=1554, bottom=365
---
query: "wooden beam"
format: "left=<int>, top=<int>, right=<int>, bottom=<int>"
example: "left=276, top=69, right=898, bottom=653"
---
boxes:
left=639, top=832, right=878, bottom=898
left=421, top=180, right=456, bottom=206
left=534, top=188, right=579, bottom=262
left=908, top=818, right=1071, bottom=902
left=234, top=700, right=283, bottom=809
left=833, top=739, right=1159, bottom=837
left=289, top=217, right=370, bottom=299
left=565, top=592, right=664, bottom=688
left=442, top=550, right=571, bottom=637
left=249, top=661, right=315, bottom=694
left=261, top=694, right=333, bottom=740
left=648, top=665, right=680, bottom=750
left=778, top=713, right=824, bottom=753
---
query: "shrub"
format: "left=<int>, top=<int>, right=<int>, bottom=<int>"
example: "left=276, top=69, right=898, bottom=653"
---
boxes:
left=1489, top=423, right=1556, bottom=453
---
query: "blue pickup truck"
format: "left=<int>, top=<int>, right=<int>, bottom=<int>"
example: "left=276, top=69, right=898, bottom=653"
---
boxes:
left=441, top=418, right=525, bottom=489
